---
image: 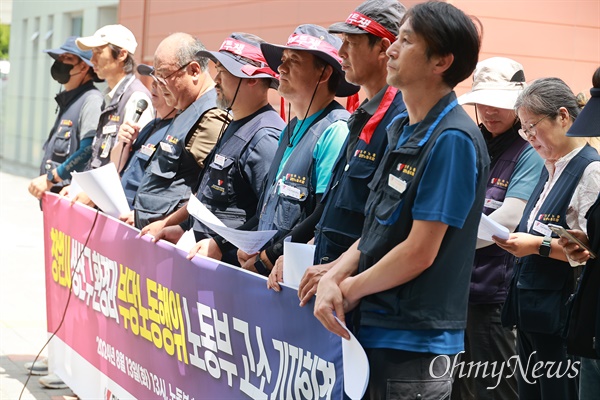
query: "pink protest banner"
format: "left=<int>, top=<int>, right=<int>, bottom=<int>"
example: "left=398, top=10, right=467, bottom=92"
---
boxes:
left=42, top=193, right=344, bottom=399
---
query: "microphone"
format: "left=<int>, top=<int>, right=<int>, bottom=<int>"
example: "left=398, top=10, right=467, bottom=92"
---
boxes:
left=132, top=99, right=149, bottom=123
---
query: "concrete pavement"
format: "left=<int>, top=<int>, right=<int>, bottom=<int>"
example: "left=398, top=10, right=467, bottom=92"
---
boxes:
left=0, top=171, right=76, bottom=399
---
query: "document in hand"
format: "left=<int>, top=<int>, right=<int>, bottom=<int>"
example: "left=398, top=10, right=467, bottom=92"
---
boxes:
left=334, top=316, right=369, bottom=400
left=187, top=195, right=277, bottom=255
left=478, top=213, right=510, bottom=241
left=283, top=240, right=315, bottom=288
left=71, top=163, right=130, bottom=218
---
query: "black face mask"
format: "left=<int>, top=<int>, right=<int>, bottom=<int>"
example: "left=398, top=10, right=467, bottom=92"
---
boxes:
left=50, top=61, right=75, bottom=84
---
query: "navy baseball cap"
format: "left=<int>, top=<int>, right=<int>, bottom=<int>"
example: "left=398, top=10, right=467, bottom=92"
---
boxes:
left=43, top=36, right=94, bottom=67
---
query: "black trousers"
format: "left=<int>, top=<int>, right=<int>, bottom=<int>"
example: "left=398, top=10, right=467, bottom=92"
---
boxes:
left=516, top=330, right=578, bottom=399
left=364, top=348, right=454, bottom=400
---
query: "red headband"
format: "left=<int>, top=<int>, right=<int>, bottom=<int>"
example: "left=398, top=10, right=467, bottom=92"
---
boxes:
left=219, top=38, right=267, bottom=65
left=286, top=34, right=342, bottom=64
left=240, top=64, right=279, bottom=79
left=345, top=12, right=396, bottom=42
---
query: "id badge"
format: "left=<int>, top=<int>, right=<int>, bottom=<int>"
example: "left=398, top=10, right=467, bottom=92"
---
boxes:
left=279, top=181, right=302, bottom=199
left=388, top=174, right=407, bottom=194
left=214, top=154, right=226, bottom=167
left=484, top=198, right=503, bottom=210
left=140, top=144, right=155, bottom=157
left=160, top=142, right=174, bottom=154
left=100, top=136, right=113, bottom=158
left=533, top=220, right=553, bottom=237
left=102, top=124, right=118, bottom=135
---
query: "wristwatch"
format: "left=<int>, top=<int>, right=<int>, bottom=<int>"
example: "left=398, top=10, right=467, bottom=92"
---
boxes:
left=253, top=254, right=270, bottom=276
left=46, top=165, right=58, bottom=184
left=539, top=236, right=552, bottom=257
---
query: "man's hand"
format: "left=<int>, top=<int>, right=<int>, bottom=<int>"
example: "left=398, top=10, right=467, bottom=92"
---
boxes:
left=71, top=191, right=95, bottom=207
left=298, top=263, right=332, bottom=306
left=117, top=121, right=141, bottom=146
left=119, top=210, right=135, bottom=226
left=559, top=230, right=592, bottom=264
left=313, top=274, right=351, bottom=340
left=153, top=225, right=185, bottom=244
left=237, top=249, right=256, bottom=266
left=493, top=232, right=540, bottom=258
left=240, top=254, right=259, bottom=273
left=28, top=175, right=52, bottom=199
left=187, top=238, right=223, bottom=260
left=141, top=220, right=167, bottom=239
left=267, top=256, right=284, bottom=291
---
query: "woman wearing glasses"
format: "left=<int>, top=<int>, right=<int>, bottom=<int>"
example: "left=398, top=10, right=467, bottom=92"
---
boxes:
left=495, top=77, right=600, bottom=399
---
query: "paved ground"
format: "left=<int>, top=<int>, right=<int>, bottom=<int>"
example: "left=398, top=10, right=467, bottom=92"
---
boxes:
left=0, top=171, right=76, bottom=399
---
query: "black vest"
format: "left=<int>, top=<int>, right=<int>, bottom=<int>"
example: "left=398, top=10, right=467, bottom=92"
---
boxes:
left=134, top=89, right=219, bottom=228
left=470, top=137, right=532, bottom=304
left=357, top=92, right=489, bottom=330
left=120, top=118, right=173, bottom=208
left=257, top=101, right=349, bottom=243
left=314, top=91, right=406, bottom=263
left=192, top=108, right=284, bottom=237
left=503, top=145, right=600, bottom=336
left=88, top=75, right=150, bottom=169
left=40, top=81, right=102, bottom=189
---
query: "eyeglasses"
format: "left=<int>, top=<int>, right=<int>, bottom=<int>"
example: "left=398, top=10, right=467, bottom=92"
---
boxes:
left=150, top=61, right=191, bottom=85
left=518, top=114, right=551, bottom=140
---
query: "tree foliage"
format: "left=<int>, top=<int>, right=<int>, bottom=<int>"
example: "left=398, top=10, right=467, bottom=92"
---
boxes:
left=0, top=24, right=9, bottom=60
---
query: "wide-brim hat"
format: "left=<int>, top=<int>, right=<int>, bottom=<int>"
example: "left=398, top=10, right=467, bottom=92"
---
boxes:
left=260, top=24, right=360, bottom=97
left=43, top=36, right=94, bottom=67
left=458, top=57, right=526, bottom=110
left=567, top=88, right=600, bottom=137
left=76, top=24, right=137, bottom=55
left=197, top=33, right=279, bottom=89
left=328, top=0, right=405, bottom=42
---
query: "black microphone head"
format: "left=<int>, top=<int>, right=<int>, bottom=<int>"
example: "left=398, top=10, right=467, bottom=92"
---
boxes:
left=136, top=99, right=149, bottom=114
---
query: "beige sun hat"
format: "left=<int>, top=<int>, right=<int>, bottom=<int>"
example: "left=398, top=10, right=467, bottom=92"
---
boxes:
left=458, top=57, right=526, bottom=110
left=76, top=24, right=138, bottom=55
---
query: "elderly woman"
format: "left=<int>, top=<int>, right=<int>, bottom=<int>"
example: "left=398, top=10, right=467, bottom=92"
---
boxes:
left=495, top=77, right=600, bottom=400
left=560, top=67, right=600, bottom=400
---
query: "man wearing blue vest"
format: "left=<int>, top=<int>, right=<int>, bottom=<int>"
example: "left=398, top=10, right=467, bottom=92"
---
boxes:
left=140, top=33, right=284, bottom=266
left=131, top=33, right=228, bottom=229
left=76, top=24, right=154, bottom=171
left=267, top=0, right=407, bottom=292
left=232, top=25, right=359, bottom=275
left=313, top=2, right=490, bottom=398
left=28, top=36, right=103, bottom=199
left=113, top=64, right=177, bottom=209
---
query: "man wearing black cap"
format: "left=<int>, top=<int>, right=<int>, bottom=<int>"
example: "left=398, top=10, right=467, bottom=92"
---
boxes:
left=233, top=24, right=359, bottom=275
left=28, top=36, right=103, bottom=199
left=313, top=2, right=489, bottom=398
left=140, top=33, right=284, bottom=266
left=112, top=65, right=177, bottom=209
left=268, top=0, right=407, bottom=293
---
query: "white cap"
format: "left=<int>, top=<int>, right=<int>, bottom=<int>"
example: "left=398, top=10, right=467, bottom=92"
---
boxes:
left=76, top=24, right=138, bottom=55
left=458, top=57, right=526, bottom=110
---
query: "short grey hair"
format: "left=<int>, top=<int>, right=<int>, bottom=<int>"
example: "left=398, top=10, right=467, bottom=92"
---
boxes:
left=515, top=77, right=580, bottom=121
left=174, top=34, right=208, bottom=72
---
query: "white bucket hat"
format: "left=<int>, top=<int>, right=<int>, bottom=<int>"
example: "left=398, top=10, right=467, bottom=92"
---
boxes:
left=76, top=24, right=138, bottom=55
left=458, top=57, right=526, bottom=110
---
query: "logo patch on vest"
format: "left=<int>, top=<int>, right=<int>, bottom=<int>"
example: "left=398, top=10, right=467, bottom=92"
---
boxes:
left=537, top=213, right=560, bottom=223
left=354, top=149, right=376, bottom=162
left=285, top=173, right=306, bottom=185
left=166, top=135, right=179, bottom=145
left=109, top=115, right=120, bottom=122
left=490, top=177, right=509, bottom=188
left=396, top=163, right=416, bottom=177
left=60, top=119, right=73, bottom=127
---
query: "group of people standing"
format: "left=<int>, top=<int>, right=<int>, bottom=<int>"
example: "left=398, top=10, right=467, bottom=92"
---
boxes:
left=27, top=0, right=600, bottom=399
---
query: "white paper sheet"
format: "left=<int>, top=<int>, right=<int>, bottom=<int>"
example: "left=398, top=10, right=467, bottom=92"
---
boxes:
left=283, top=241, right=315, bottom=288
left=65, top=179, right=83, bottom=200
left=71, top=163, right=130, bottom=218
left=335, top=316, right=369, bottom=400
left=478, top=213, right=510, bottom=241
left=176, top=229, right=197, bottom=253
left=187, top=195, right=277, bottom=255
